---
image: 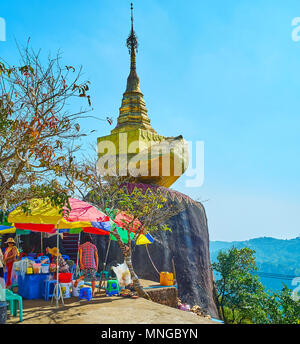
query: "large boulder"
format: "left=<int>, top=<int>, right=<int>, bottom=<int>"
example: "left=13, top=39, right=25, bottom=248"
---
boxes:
left=94, top=184, right=219, bottom=319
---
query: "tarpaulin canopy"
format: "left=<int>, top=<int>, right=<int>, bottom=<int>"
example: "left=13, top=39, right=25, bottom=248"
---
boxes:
left=8, top=198, right=111, bottom=231
left=106, top=209, right=154, bottom=245
left=6, top=198, right=154, bottom=244
left=114, top=211, right=143, bottom=233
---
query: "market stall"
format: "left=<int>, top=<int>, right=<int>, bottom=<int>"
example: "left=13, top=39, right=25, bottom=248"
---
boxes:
left=3, top=198, right=154, bottom=307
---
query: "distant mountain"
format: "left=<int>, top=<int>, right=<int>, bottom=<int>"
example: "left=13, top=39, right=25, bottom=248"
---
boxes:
left=210, top=237, right=300, bottom=292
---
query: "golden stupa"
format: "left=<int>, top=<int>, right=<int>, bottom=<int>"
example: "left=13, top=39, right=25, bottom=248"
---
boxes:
left=97, top=4, right=189, bottom=188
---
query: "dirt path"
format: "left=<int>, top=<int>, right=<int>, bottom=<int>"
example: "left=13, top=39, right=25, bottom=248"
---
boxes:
left=6, top=279, right=218, bottom=324
left=7, top=294, right=215, bottom=324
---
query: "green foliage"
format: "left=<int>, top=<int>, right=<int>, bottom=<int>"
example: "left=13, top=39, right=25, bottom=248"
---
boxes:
left=213, top=247, right=266, bottom=323
left=213, top=247, right=300, bottom=324
left=260, top=285, right=300, bottom=324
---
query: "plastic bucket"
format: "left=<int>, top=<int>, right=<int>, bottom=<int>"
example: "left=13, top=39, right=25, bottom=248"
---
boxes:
left=58, top=273, right=72, bottom=283
left=41, top=264, right=49, bottom=274
left=60, top=282, right=71, bottom=298
left=0, top=302, right=7, bottom=324
left=71, top=280, right=84, bottom=297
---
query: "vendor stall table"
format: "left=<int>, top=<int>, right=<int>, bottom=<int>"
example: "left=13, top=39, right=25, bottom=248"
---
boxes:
left=17, top=273, right=50, bottom=299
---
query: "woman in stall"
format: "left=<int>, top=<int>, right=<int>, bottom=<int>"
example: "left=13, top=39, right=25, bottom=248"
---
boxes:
left=3, top=237, right=19, bottom=287
left=44, top=247, right=70, bottom=273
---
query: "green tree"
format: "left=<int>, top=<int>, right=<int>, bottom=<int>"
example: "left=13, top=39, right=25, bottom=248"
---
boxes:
left=212, top=247, right=266, bottom=323
left=213, top=247, right=300, bottom=324
left=261, top=285, right=300, bottom=324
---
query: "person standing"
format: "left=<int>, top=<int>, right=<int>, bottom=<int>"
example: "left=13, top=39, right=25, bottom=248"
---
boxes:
left=0, top=248, right=4, bottom=280
left=74, top=235, right=98, bottom=297
left=3, top=238, right=19, bottom=288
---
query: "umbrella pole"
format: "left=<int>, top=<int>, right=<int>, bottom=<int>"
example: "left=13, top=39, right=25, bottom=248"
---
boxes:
left=75, top=232, right=81, bottom=277
left=56, top=229, right=59, bottom=308
left=51, top=226, right=64, bottom=308
left=98, top=236, right=112, bottom=292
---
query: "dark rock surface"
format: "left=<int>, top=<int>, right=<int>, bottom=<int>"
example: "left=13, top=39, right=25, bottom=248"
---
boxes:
left=93, top=187, right=219, bottom=319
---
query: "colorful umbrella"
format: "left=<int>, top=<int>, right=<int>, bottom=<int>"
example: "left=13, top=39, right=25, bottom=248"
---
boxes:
left=0, top=224, right=16, bottom=235
left=8, top=199, right=154, bottom=244
left=8, top=198, right=111, bottom=233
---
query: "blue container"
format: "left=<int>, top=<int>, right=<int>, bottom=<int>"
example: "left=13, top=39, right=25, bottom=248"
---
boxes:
left=0, top=302, right=7, bottom=324
left=18, top=273, right=50, bottom=299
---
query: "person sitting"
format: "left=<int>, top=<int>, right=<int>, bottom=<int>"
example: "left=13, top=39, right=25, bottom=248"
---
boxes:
left=45, top=247, right=69, bottom=273
left=40, top=247, right=52, bottom=263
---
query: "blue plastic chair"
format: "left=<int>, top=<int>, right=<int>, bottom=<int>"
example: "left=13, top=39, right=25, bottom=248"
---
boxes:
left=43, top=280, right=60, bottom=301
left=61, top=255, right=69, bottom=261
left=78, top=287, right=92, bottom=301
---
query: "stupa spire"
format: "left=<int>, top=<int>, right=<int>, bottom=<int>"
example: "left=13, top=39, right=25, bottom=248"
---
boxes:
left=125, top=2, right=140, bottom=93
left=111, top=2, right=156, bottom=134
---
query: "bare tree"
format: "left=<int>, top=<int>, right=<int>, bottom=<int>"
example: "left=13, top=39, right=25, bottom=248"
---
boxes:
left=0, top=41, right=94, bottom=209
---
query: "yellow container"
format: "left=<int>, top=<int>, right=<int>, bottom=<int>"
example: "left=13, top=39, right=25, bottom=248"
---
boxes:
left=160, top=272, right=174, bottom=286
left=26, top=267, right=33, bottom=274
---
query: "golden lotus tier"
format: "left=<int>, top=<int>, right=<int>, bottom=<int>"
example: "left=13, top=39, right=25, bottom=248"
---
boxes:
left=97, top=6, right=189, bottom=188
left=97, top=129, right=189, bottom=188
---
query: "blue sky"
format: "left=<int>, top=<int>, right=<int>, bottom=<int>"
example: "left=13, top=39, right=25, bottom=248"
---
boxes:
left=1, top=0, right=300, bottom=241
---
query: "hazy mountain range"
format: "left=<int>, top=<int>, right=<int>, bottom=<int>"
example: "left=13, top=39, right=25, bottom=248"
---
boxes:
left=210, top=237, right=300, bottom=291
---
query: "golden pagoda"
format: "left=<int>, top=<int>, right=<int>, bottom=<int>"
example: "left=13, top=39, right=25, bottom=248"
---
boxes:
left=97, top=4, right=189, bottom=188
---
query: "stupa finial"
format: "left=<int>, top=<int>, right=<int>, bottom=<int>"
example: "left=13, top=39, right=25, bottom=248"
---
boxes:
left=126, top=2, right=140, bottom=92
left=127, top=2, right=138, bottom=55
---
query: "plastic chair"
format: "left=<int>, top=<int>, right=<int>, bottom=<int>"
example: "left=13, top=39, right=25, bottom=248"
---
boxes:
left=21, top=256, right=35, bottom=261
left=8, top=283, right=18, bottom=292
left=44, top=279, right=60, bottom=301
left=105, top=279, right=120, bottom=296
left=78, top=287, right=92, bottom=301
left=61, top=255, right=69, bottom=261
left=5, top=290, right=23, bottom=322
